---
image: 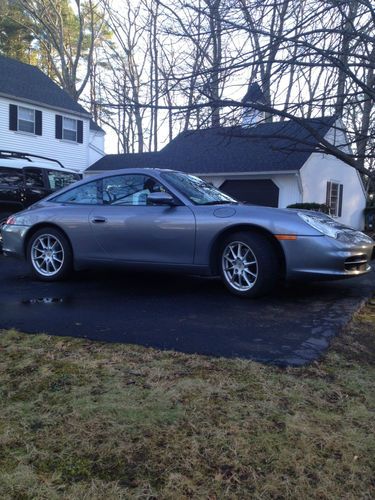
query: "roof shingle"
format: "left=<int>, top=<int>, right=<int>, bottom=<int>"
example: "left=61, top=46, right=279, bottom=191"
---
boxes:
left=87, top=117, right=337, bottom=173
left=0, top=55, right=89, bottom=116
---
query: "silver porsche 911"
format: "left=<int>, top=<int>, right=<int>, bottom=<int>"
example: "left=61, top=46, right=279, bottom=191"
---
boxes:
left=1, top=168, right=374, bottom=298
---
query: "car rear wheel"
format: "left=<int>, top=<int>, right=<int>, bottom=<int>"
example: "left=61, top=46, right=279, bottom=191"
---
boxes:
left=27, top=228, right=72, bottom=281
left=219, top=232, right=279, bottom=298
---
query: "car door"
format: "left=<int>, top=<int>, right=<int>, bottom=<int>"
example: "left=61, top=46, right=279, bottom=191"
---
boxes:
left=89, top=173, right=196, bottom=264
left=23, top=167, right=49, bottom=206
left=50, top=178, right=109, bottom=261
left=0, top=167, right=24, bottom=216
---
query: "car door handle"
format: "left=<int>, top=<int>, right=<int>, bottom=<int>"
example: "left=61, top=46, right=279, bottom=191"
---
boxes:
left=91, top=216, right=107, bottom=223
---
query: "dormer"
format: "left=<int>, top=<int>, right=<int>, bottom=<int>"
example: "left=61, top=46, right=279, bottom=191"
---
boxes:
left=242, top=82, right=266, bottom=127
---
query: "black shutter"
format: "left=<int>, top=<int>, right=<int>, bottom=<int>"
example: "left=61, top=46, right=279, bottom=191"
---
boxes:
left=326, top=181, right=331, bottom=212
left=77, top=120, right=83, bottom=143
left=55, top=114, right=63, bottom=139
left=35, top=110, right=42, bottom=136
left=9, top=104, right=18, bottom=131
left=338, top=184, right=344, bottom=217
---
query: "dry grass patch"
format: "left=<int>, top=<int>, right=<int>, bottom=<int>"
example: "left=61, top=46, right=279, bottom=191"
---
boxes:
left=1, top=302, right=375, bottom=499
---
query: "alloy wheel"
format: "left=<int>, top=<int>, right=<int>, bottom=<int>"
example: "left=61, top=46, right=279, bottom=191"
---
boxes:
left=31, top=234, right=65, bottom=277
left=222, top=241, right=258, bottom=291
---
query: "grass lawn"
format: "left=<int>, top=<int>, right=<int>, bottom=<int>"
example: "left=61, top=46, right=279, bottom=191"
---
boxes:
left=1, top=301, right=375, bottom=499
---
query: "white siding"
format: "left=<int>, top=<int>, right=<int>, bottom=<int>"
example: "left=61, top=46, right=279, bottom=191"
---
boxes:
left=300, top=152, right=366, bottom=229
left=0, top=96, right=90, bottom=171
left=89, top=129, right=105, bottom=166
left=270, top=174, right=301, bottom=207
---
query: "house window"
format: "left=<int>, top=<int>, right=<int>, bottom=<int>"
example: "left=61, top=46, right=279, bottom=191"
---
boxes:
left=326, top=181, right=343, bottom=217
left=63, top=117, right=78, bottom=142
left=9, top=104, right=42, bottom=135
left=55, top=114, right=83, bottom=143
left=18, top=106, right=35, bottom=134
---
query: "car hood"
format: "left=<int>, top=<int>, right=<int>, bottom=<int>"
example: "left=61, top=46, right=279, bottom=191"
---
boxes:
left=236, top=203, right=302, bottom=218
left=207, top=203, right=371, bottom=241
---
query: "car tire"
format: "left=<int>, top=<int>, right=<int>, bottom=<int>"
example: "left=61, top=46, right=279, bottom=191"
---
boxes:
left=219, top=231, right=280, bottom=298
left=27, top=227, right=73, bottom=281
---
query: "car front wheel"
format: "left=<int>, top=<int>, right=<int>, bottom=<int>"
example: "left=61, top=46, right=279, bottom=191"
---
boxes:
left=27, top=228, right=72, bottom=281
left=220, top=232, right=280, bottom=298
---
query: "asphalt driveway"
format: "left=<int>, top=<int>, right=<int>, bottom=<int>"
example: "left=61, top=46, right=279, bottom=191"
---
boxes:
left=0, top=253, right=374, bottom=366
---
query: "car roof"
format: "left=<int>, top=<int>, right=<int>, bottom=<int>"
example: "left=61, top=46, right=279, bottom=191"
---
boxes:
left=84, top=167, right=178, bottom=179
left=0, top=157, right=80, bottom=174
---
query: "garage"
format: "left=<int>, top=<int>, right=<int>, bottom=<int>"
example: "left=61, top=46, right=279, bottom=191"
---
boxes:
left=220, top=179, right=279, bottom=207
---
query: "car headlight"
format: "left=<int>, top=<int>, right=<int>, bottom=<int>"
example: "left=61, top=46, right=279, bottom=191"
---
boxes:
left=336, top=231, right=374, bottom=244
left=6, top=215, right=17, bottom=225
left=297, top=212, right=374, bottom=244
left=297, top=212, right=343, bottom=238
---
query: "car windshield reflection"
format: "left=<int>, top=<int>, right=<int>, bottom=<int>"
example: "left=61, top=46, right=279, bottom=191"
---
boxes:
left=162, top=171, right=237, bottom=205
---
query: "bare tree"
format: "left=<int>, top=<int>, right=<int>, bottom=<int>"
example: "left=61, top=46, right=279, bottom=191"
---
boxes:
left=145, top=0, right=160, bottom=150
left=100, top=0, right=151, bottom=152
left=15, top=0, right=107, bottom=100
left=86, top=0, right=374, bottom=182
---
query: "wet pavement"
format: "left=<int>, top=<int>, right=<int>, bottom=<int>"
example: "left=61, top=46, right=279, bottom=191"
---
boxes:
left=0, top=253, right=374, bottom=366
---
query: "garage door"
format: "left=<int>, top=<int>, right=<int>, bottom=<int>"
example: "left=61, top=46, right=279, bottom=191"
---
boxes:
left=220, top=179, right=279, bottom=207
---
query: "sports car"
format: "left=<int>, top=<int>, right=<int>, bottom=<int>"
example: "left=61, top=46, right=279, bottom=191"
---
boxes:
left=1, top=168, right=374, bottom=297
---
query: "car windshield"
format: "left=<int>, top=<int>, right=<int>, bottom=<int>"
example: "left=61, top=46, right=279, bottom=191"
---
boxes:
left=162, top=171, right=237, bottom=205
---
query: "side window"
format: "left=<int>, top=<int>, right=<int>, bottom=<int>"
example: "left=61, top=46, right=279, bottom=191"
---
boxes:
left=102, top=174, right=164, bottom=206
left=24, top=168, right=45, bottom=188
left=0, top=167, right=23, bottom=187
left=47, top=170, right=81, bottom=191
left=52, top=180, right=101, bottom=205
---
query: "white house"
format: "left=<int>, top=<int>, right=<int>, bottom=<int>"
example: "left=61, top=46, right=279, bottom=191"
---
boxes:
left=0, top=55, right=105, bottom=171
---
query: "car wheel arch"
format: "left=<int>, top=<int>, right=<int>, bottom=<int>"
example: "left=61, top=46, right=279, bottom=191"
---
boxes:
left=24, top=223, right=74, bottom=261
left=209, top=224, right=286, bottom=277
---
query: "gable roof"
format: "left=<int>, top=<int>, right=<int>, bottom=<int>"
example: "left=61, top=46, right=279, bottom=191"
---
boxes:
left=87, top=116, right=337, bottom=173
left=0, top=55, right=89, bottom=116
left=90, top=119, right=105, bottom=133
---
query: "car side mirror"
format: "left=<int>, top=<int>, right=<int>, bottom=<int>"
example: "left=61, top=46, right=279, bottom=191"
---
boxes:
left=147, top=192, right=177, bottom=206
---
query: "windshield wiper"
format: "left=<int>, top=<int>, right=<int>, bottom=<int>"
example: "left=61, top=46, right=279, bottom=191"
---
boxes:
left=200, top=200, right=237, bottom=206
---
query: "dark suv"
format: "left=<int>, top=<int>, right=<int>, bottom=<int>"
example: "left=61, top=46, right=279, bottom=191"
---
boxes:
left=0, top=151, right=81, bottom=226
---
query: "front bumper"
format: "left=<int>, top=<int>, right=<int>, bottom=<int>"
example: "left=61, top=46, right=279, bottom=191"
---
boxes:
left=1, top=224, right=29, bottom=259
left=280, top=235, right=374, bottom=280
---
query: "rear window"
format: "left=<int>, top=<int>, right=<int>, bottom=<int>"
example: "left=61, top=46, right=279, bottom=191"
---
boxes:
left=0, top=167, right=23, bottom=186
left=47, top=170, right=81, bottom=191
